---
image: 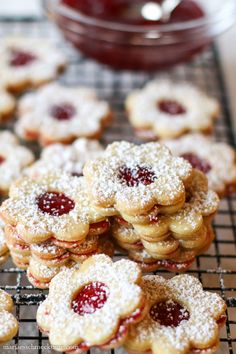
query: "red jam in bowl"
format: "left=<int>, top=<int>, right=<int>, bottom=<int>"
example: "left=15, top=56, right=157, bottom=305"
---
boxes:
left=57, top=0, right=207, bottom=70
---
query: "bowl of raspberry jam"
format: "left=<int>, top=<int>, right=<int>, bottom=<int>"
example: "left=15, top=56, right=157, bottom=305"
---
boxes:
left=44, top=0, right=236, bottom=70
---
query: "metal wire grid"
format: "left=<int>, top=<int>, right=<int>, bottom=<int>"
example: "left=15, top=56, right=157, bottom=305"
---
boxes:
left=0, top=20, right=235, bottom=354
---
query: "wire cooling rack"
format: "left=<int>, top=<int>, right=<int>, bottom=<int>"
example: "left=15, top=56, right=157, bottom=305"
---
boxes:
left=0, top=19, right=235, bottom=354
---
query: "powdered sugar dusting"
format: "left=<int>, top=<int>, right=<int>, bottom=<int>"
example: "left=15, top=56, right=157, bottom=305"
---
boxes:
left=37, top=255, right=143, bottom=348
left=125, top=275, right=226, bottom=353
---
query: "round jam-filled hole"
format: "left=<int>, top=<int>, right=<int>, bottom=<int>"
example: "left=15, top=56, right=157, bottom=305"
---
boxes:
left=150, top=299, right=190, bottom=327
left=9, top=49, right=36, bottom=67
left=158, top=99, right=186, bottom=115
left=0, top=156, right=5, bottom=164
left=50, top=103, right=76, bottom=121
left=72, top=281, right=109, bottom=315
left=37, top=191, right=75, bottom=216
left=118, top=165, right=156, bottom=187
left=181, top=152, right=212, bottom=174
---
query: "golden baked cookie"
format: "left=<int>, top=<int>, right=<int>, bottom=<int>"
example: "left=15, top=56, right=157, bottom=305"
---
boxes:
left=16, top=83, right=112, bottom=145
left=125, top=275, right=226, bottom=354
left=126, top=80, right=219, bottom=140
left=0, top=174, right=109, bottom=244
left=83, top=141, right=193, bottom=215
left=0, top=37, right=66, bottom=93
left=36, top=254, right=147, bottom=351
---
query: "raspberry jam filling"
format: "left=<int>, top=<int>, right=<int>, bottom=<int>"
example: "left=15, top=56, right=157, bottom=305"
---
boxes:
left=181, top=153, right=212, bottom=174
left=9, top=49, right=36, bottom=67
left=118, top=165, right=156, bottom=187
left=37, top=192, right=75, bottom=216
left=158, top=99, right=186, bottom=115
left=50, top=103, right=76, bottom=121
left=72, top=282, right=109, bottom=315
left=0, top=156, right=5, bottom=164
left=150, top=299, right=190, bottom=327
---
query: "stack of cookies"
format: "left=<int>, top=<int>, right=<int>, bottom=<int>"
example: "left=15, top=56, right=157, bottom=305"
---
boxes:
left=83, top=141, right=219, bottom=272
left=0, top=141, right=219, bottom=287
left=0, top=173, right=113, bottom=288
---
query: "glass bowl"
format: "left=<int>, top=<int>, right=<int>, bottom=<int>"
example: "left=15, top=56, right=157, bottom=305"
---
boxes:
left=43, top=0, right=236, bottom=71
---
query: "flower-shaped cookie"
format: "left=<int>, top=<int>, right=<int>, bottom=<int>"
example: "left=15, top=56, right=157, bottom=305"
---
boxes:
left=0, top=289, right=18, bottom=343
left=162, top=133, right=236, bottom=197
left=126, top=80, right=219, bottom=140
left=0, top=131, right=34, bottom=195
left=0, top=174, right=108, bottom=244
left=37, top=254, right=147, bottom=351
left=0, top=37, right=66, bottom=93
left=83, top=141, right=193, bottom=215
left=132, top=170, right=219, bottom=241
left=125, top=275, right=226, bottom=354
left=16, top=83, right=112, bottom=145
left=25, top=138, right=104, bottom=179
left=0, top=219, right=9, bottom=265
left=0, top=86, right=15, bottom=121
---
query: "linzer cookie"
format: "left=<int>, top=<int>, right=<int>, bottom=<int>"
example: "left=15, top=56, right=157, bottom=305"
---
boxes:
left=0, top=174, right=109, bottom=244
left=126, top=80, right=219, bottom=140
left=0, top=131, right=34, bottom=195
left=83, top=141, right=193, bottom=216
left=16, top=83, right=112, bottom=145
left=0, top=86, right=15, bottom=121
left=0, top=37, right=66, bottom=93
left=36, top=255, right=147, bottom=351
left=0, top=289, right=18, bottom=343
left=124, top=275, right=226, bottom=354
left=25, top=138, right=104, bottom=179
left=163, top=133, right=236, bottom=197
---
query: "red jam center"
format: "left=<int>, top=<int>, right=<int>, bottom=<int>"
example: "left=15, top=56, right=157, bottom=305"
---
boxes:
left=158, top=99, right=186, bottom=115
left=150, top=300, right=190, bottom=327
left=181, top=153, right=212, bottom=174
left=50, top=103, right=76, bottom=121
left=37, top=192, right=75, bottom=216
left=118, top=165, right=156, bottom=187
left=9, top=49, right=36, bottom=67
left=72, top=282, right=109, bottom=315
left=0, top=156, right=5, bottom=164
